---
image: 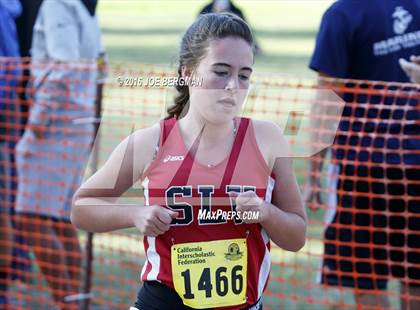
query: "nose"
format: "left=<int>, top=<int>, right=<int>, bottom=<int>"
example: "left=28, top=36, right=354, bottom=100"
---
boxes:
left=225, top=75, right=239, bottom=92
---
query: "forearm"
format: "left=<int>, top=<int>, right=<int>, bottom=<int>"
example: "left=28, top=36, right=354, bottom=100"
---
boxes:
left=71, top=198, right=141, bottom=233
left=261, top=202, right=307, bottom=252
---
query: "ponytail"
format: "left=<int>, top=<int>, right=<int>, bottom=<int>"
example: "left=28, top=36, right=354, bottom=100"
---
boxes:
left=166, top=66, right=189, bottom=119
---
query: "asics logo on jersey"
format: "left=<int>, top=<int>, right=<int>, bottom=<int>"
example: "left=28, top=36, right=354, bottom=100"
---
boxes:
left=163, top=155, right=184, bottom=163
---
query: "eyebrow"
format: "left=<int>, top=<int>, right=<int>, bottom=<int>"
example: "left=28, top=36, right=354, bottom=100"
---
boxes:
left=212, top=63, right=253, bottom=73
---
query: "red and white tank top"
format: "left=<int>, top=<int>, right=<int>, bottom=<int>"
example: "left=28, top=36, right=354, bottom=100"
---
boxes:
left=140, top=117, right=275, bottom=309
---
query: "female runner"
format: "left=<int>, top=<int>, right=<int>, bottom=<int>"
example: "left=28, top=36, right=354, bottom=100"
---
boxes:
left=72, top=12, right=306, bottom=310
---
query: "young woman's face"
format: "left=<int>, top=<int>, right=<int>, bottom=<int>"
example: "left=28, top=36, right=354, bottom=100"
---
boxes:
left=187, top=36, right=254, bottom=124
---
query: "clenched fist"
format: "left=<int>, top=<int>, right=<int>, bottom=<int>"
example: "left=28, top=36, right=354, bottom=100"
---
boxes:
left=229, top=191, right=267, bottom=224
left=133, top=205, right=178, bottom=237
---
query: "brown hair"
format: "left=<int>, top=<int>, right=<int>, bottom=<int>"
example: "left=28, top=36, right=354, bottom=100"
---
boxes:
left=166, top=12, right=254, bottom=119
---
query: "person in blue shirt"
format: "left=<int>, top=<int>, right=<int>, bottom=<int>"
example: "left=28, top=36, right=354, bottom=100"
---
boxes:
left=0, top=0, right=22, bottom=306
left=305, top=0, right=420, bottom=308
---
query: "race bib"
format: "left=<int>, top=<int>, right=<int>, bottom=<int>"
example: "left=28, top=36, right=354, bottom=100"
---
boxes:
left=171, top=238, right=247, bottom=309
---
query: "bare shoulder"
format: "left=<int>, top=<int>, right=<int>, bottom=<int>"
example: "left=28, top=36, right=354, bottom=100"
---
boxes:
left=252, top=119, right=282, bottom=138
left=251, top=119, right=290, bottom=169
left=132, top=123, right=160, bottom=149
left=131, top=123, right=161, bottom=170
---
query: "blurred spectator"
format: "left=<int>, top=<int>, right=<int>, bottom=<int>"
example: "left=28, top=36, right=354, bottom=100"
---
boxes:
left=0, top=0, right=21, bottom=307
left=5, top=0, right=44, bottom=290
left=306, top=0, right=420, bottom=309
left=15, top=0, right=43, bottom=130
left=14, top=0, right=103, bottom=308
left=15, top=0, right=43, bottom=59
left=400, top=55, right=420, bottom=83
left=199, top=0, right=263, bottom=55
left=200, top=0, right=245, bottom=18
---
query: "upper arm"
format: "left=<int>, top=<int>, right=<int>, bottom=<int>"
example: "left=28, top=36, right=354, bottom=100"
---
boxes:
left=253, top=119, right=290, bottom=171
left=270, top=155, right=306, bottom=222
left=309, top=5, right=352, bottom=78
left=254, top=120, right=306, bottom=220
left=43, top=1, right=80, bottom=61
left=75, top=124, right=160, bottom=200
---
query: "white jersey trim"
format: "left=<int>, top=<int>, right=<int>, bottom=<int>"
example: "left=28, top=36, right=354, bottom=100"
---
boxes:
left=145, top=236, right=160, bottom=281
left=258, top=229, right=271, bottom=299
left=142, top=177, right=150, bottom=206
left=257, top=176, right=274, bottom=298
left=264, top=176, right=275, bottom=203
left=140, top=177, right=161, bottom=281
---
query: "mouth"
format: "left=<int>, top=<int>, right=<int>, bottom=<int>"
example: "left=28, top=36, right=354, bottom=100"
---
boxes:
left=218, top=98, right=236, bottom=106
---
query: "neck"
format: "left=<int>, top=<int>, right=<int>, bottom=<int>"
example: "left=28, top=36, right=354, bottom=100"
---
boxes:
left=179, top=113, right=235, bottom=148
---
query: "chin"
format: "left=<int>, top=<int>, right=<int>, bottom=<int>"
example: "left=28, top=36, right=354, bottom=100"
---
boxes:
left=204, top=111, right=238, bottom=125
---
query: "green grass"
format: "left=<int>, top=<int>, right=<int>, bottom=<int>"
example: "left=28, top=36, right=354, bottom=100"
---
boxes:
left=97, top=0, right=332, bottom=75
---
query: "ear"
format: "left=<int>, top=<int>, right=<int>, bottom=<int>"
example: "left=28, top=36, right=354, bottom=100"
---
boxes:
left=181, top=65, right=192, bottom=79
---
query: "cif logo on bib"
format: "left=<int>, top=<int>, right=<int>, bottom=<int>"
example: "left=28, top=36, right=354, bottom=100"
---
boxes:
left=225, top=243, right=243, bottom=261
left=392, top=6, right=412, bottom=35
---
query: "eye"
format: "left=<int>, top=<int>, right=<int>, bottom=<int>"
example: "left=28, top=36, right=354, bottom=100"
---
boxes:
left=239, top=74, right=250, bottom=81
left=214, top=71, right=228, bottom=76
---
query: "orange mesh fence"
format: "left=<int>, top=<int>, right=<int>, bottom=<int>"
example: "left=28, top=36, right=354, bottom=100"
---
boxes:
left=0, top=59, right=419, bottom=309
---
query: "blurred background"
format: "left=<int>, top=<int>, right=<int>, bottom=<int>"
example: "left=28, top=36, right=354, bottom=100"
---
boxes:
left=2, top=1, right=418, bottom=309
left=98, top=0, right=332, bottom=75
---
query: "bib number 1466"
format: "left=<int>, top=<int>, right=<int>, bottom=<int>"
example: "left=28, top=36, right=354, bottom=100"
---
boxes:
left=171, top=239, right=247, bottom=308
left=181, top=266, right=244, bottom=299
